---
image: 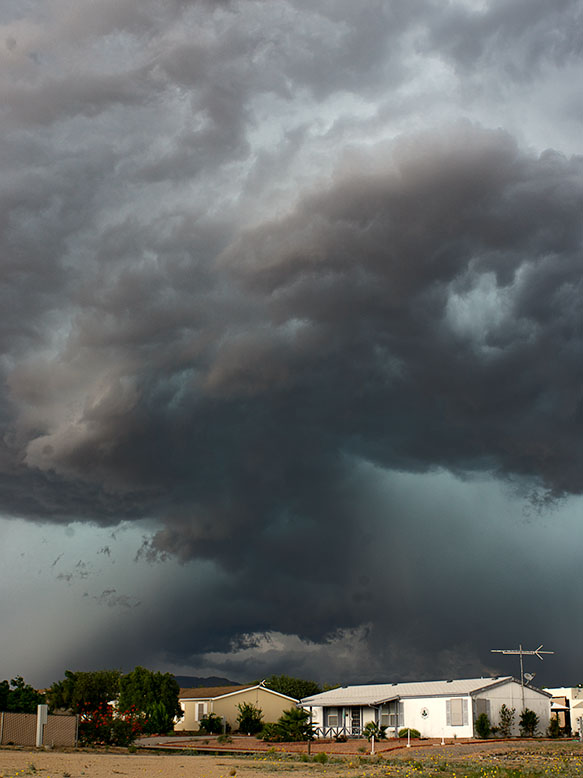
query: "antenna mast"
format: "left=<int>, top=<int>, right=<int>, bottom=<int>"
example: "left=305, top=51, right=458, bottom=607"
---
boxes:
left=491, top=644, right=554, bottom=710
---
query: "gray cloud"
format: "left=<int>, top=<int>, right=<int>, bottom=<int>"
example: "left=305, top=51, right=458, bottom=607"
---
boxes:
left=1, top=0, right=582, bottom=686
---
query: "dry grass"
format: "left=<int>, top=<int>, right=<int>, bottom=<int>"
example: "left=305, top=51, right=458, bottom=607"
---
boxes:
left=1, top=740, right=582, bottom=778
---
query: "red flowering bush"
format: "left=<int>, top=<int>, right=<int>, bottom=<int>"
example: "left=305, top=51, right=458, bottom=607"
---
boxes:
left=78, top=702, right=143, bottom=746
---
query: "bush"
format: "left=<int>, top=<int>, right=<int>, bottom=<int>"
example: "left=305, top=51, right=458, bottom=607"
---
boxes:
left=145, top=700, right=175, bottom=735
left=547, top=717, right=561, bottom=738
left=519, top=708, right=539, bottom=737
left=498, top=704, right=515, bottom=737
left=475, top=713, right=491, bottom=739
left=78, top=703, right=143, bottom=746
left=313, top=752, right=328, bottom=764
left=260, top=707, right=314, bottom=742
left=236, top=702, right=264, bottom=735
left=199, top=712, right=225, bottom=734
left=363, top=721, right=387, bottom=741
left=110, top=719, right=136, bottom=747
left=398, top=728, right=420, bottom=739
left=260, top=723, right=283, bottom=742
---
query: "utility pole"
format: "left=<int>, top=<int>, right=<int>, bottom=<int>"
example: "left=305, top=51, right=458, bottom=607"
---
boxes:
left=491, top=644, right=554, bottom=710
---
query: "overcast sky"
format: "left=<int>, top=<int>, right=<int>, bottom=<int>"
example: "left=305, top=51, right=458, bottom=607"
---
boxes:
left=1, top=0, right=582, bottom=690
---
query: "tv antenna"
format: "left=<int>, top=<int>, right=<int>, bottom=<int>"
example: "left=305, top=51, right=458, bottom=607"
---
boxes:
left=491, top=644, right=554, bottom=709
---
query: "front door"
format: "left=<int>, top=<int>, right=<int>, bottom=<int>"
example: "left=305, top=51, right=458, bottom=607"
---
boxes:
left=350, top=707, right=361, bottom=736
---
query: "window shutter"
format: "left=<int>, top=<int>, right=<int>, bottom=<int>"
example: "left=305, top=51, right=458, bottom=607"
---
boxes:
left=462, top=699, right=468, bottom=726
left=446, top=700, right=451, bottom=726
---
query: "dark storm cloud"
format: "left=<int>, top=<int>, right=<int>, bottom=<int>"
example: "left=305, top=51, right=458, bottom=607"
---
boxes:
left=3, top=122, right=583, bottom=674
left=1, top=0, right=582, bottom=683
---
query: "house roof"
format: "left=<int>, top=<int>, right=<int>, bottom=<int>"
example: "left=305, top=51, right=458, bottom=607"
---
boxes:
left=179, top=684, right=254, bottom=700
left=300, top=676, right=549, bottom=706
left=179, top=683, right=298, bottom=702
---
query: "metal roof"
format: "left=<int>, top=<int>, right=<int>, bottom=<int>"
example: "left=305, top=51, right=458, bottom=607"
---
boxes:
left=300, top=677, right=519, bottom=706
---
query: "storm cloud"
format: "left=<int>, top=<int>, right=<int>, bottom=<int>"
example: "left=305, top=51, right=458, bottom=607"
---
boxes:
left=1, top=0, right=582, bottom=686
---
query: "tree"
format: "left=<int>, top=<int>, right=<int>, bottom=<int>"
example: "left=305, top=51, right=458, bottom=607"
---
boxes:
left=47, top=670, right=121, bottom=713
left=261, top=675, right=322, bottom=701
left=0, top=680, right=9, bottom=711
left=519, top=708, right=539, bottom=737
left=498, top=704, right=515, bottom=737
left=475, top=713, right=491, bottom=739
left=118, top=666, right=182, bottom=734
left=1, top=677, right=45, bottom=713
left=236, top=702, right=264, bottom=735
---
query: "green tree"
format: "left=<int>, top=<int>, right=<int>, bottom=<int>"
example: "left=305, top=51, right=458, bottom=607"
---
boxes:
left=236, top=702, right=264, bottom=735
left=498, top=704, right=515, bottom=737
left=47, top=670, right=121, bottom=713
left=2, top=677, right=45, bottom=713
left=262, top=675, right=321, bottom=700
left=118, top=666, right=182, bottom=734
left=519, top=708, right=539, bottom=737
left=0, top=680, right=9, bottom=711
left=475, top=713, right=491, bottom=739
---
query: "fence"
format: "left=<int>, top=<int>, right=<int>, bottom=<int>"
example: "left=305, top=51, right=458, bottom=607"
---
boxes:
left=0, top=708, right=78, bottom=747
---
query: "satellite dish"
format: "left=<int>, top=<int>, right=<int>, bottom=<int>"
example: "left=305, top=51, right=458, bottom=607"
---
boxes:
left=524, top=672, right=535, bottom=683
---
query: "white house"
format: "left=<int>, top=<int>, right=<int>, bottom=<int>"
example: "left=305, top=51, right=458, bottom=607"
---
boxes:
left=300, top=677, right=551, bottom=739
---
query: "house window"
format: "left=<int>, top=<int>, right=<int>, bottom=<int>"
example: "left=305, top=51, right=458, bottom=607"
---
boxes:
left=446, top=698, right=468, bottom=726
left=197, top=703, right=206, bottom=720
left=381, top=701, right=400, bottom=729
left=325, top=708, right=339, bottom=727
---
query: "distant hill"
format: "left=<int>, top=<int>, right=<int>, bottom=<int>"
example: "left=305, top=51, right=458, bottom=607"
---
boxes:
left=174, top=675, right=241, bottom=688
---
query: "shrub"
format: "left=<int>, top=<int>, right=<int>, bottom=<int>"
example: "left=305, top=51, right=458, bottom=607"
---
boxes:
left=145, top=700, right=175, bottom=735
left=260, top=707, right=314, bottom=742
left=498, top=704, right=515, bottom=737
left=259, top=723, right=284, bottom=742
left=519, top=708, right=539, bottom=737
left=313, top=752, right=328, bottom=764
left=199, top=712, right=224, bottom=734
left=217, top=734, right=233, bottom=744
left=78, top=702, right=143, bottom=746
left=547, top=717, right=561, bottom=738
left=398, top=728, right=420, bottom=739
left=363, top=721, right=387, bottom=741
left=475, top=713, right=491, bottom=739
left=236, top=702, right=264, bottom=735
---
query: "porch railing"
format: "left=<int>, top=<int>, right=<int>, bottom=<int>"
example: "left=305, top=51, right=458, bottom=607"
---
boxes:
left=313, top=725, right=362, bottom=739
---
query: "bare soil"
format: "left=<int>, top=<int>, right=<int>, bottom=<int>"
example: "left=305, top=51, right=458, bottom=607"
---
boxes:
left=1, top=739, right=582, bottom=778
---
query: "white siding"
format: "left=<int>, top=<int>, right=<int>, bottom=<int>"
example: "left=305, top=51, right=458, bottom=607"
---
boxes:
left=401, top=696, right=474, bottom=739
left=478, top=681, right=550, bottom=736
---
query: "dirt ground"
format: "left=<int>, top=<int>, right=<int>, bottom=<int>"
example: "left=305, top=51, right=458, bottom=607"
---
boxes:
left=1, top=739, right=583, bottom=778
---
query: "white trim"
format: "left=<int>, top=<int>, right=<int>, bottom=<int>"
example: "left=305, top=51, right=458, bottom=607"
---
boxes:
left=180, top=684, right=298, bottom=703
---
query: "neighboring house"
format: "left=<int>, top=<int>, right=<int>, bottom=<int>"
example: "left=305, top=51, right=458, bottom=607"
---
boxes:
left=175, top=684, right=298, bottom=732
left=300, top=677, right=551, bottom=739
left=544, top=687, right=583, bottom=734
